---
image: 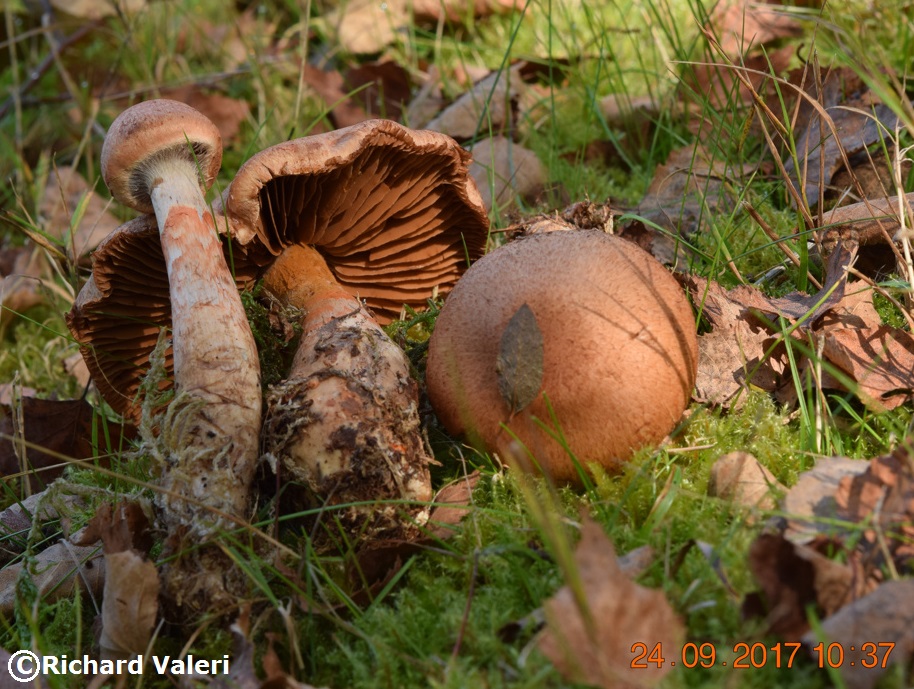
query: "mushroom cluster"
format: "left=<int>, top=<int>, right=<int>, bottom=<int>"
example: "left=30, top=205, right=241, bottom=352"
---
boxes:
left=426, top=226, right=698, bottom=483
left=68, top=101, right=489, bottom=613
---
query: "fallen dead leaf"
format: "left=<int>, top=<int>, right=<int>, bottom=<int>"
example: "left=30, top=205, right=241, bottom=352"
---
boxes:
left=708, top=451, right=783, bottom=510
left=426, top=470, right=481, bottom=539
left=469, top=136, right=545, bottom=213
left=633, top=143, right=754, bottom=247
left=325, top=0, right=522, bottom=54
left=0, top=483, right=91, bottom=567
left=50, top=0, right=145, bottom=20
left=835, top=443, right=914, bottom=567
left=538, top=517, right=684, bottom=688
left=706, top=0, right=803, bottom=59
left=426, top=66, right=524, bottom=141
left=683, top=242, right=864, bottom=408
left=0, top=535, right=104, bottom=614
left=818, top=326, right=914, bottom=411
left=64, top=352, right=92, bottom=389
left=73, top=502, right=157, bottom=660
left=819, top=191, right=914, bottom=257
left=164, top=87, right=251, bottom=143
left=0, top=398, right=134, bottom=490
left=787, top=103, right=899, bottom=210
left=0, top=248, right=46, bottom=327
left=800, top=579, right=914, bottom=689
left=782, top=456, right=868, bottom=544
left=40, top=167, right=120, bottom=263
left=742, top=533, right=874, bottom=639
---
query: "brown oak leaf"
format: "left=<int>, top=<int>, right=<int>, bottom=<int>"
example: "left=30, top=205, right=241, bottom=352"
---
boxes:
left=538, top=517, right=683, bottom=688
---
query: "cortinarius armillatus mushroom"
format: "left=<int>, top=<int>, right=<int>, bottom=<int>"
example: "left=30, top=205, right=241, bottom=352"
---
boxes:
left=426, top=227, right=698, bottom=483
left=219, top=119, right=490, bottom=537
left=68, top=100, right=262, bottom=612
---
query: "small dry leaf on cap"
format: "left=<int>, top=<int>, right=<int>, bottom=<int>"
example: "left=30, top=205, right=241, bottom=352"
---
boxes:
left=538, top=517, right=683, bottom=689
left=800, top=580, right=914, bottom=689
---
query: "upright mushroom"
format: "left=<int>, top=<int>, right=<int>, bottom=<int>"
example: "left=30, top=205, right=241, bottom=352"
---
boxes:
left=68, top=100, right=262, bottom=613
left=219, top=119, right=490, bottom=537
left=426, top=227, right=698, bottom=483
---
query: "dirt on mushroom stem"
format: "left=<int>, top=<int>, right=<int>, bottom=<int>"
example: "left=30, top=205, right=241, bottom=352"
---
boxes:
left=261, top=243, right=433, bottom=540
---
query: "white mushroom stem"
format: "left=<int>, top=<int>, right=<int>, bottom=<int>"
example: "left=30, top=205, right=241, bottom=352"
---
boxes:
left=261, top=243, right=432, bottom=536
left=148, top=160, right=261, bottom=533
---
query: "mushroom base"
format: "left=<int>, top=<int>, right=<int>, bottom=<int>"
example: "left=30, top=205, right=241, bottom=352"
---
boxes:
left=263, top=303, right=433, bottom=541
left=158, top=528, right=251, bottom=621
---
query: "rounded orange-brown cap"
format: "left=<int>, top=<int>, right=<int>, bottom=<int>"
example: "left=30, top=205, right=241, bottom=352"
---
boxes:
left=426, top=229, right=698, bottom=484
left=101, top=99, right=222, bottom=214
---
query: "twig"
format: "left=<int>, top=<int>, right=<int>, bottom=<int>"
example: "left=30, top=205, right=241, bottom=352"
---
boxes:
left=742, top=200, right=823, bottom=289
left=0, top=21, right=99, bottom=121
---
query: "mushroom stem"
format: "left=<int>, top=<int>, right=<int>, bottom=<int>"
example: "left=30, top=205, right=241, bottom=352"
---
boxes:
left=261, top=243, right=432, bottom=537
left=148, top=164, right=261, bottom=531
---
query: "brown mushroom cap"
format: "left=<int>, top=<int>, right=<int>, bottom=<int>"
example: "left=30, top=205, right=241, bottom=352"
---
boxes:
left=426, top=229, right=698, bottom=484
left=67, top=215, right=174, bottom=422
left=220, top=118, right=490, bottom=323
left=101, top=99, right=222, bottom=214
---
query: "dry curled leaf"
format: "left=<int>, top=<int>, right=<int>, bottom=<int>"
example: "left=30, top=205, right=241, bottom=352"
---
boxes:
left=539, top=517, right=683, bottom=688
left=800, top=580, right=914, bottom=689
left=0, top=248, right=46, bottom=326
left=0, top=538, right=105, bottom=614
left=817, top=326, right=914, bottom=411
left=782, top=456, right=868, bottom=544
left=742, top=533, right=874, bottom=639
left=708, top=451, right=783, bottom=510
left=469, top=136, right=545, bottom=212
left=0, top=398, right=132, bottom=489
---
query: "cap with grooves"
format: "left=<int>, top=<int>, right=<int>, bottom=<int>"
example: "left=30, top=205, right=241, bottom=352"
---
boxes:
left=67, top=215, right=174, bottom=422
left=221, top=118, right=490, bottom=323
left=426, top=229, right=699, bottom=484
left=101, top=99, right=222, bottom=214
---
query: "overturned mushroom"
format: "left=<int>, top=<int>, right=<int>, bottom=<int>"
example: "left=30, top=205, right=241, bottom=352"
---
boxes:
left=67, top=100, right=262, bottom=614
left=219, top=119, right=490, bottom=537
left=426, top=227, right=698, bottom=484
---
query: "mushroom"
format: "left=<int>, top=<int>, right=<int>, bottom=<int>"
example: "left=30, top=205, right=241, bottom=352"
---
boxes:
left=218, top=119, right=490, bottom=537
left=67, top=100, right=262, bottom=612
left=426, top=227, right=698, bottom=484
